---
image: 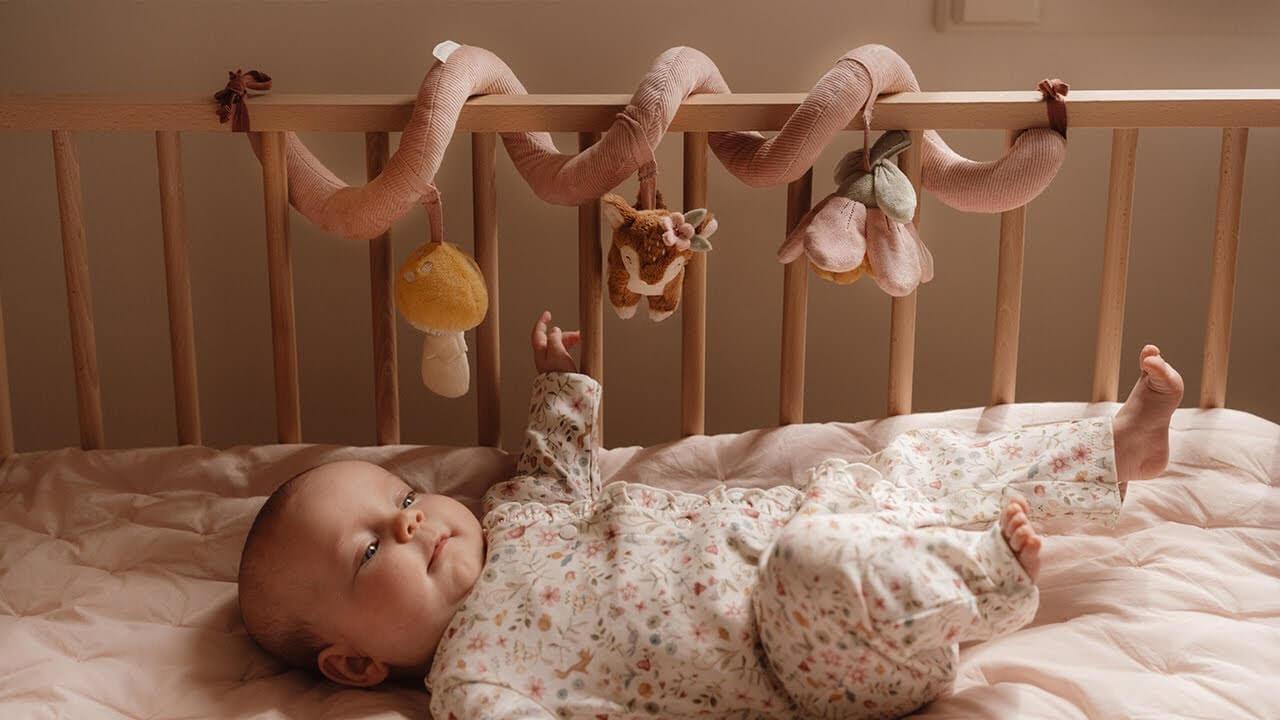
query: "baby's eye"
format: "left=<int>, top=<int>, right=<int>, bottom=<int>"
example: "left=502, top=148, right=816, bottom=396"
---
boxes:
left=401, top=491, right=417, bottom=508
left=362, top=540, right=378, bottom=564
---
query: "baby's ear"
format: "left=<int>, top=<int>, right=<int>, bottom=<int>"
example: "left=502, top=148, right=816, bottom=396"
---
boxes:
left=318, top=645, right=390, bottom=688
left=601, top=193, right=635, bottom=231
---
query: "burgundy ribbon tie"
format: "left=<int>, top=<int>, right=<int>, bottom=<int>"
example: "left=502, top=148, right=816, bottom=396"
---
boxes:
left=1038, top=78, right=1069, bottom=137
left=215, top=69, right=272, bottom=132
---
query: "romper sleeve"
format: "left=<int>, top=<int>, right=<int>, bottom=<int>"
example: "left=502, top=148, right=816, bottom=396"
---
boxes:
left=430, top=681, right=556, bottom=720
left=483, top=372, right=602, bottom=512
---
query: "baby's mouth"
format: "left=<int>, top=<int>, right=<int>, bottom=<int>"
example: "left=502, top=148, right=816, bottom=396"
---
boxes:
left=429, top=534, right=450, bottom=569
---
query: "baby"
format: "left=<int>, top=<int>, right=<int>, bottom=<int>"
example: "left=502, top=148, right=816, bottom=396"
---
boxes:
left=238, top=311, right=1184, bottom=719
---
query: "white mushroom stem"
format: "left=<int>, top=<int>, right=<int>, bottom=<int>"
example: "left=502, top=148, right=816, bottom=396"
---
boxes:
left=420, top=331, right=470, bottom=398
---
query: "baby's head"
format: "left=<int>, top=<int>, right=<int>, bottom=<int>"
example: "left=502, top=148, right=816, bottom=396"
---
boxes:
left=238, top=460, right=483, bottom=686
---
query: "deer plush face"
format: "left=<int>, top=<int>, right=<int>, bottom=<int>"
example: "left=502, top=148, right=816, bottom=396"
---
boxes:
left=601, top=193, right=717, bottom=321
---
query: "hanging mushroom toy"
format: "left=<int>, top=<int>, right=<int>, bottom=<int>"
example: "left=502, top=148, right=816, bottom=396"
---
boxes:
left=393, top=187, right=489, bottom=398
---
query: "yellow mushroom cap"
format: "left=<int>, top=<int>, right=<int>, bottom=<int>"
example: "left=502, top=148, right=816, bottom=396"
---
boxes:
left=394, top=242, right=488, bottom=333
left=812, top=259, right=868, bottom=285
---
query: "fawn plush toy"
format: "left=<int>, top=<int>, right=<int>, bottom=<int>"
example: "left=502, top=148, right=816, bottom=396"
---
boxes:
left=601, top=192, right=718, bottom=321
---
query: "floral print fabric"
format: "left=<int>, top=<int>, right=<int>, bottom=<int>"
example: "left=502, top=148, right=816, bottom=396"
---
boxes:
left=427, top=375, right=1121, bottom=720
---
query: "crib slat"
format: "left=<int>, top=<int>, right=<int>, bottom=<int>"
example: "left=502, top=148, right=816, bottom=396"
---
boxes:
left=887, top=130, right=926, bottom=416
left=51, top=131, right=105, bottom=449
left=0, top=290, right=12, bottom=458
left=989, top=130, right=1028, bottom=406
left=1091, top=129, right=1141, bottom=403
left=364, top=132, right=400, bottom=445
left=154, top=131, right=202, bottom=446
left=779, top=170, right=812, bottom=425
left=577, top=132, right=605, bottom=388
left=260, top=131, right=301, bottom=443
left=1200, top=127, right=1249, bottom=409
left=473, top=132, right=501, bottom=447
left=681, top=132, right=709, bottom=437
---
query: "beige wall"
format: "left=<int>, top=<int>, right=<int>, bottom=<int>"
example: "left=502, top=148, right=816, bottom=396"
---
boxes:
left=2, top=0, right=1278, bottom=453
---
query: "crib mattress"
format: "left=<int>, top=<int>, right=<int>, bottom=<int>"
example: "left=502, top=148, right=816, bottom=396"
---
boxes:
left=1, top=402, right=1277, bottom=719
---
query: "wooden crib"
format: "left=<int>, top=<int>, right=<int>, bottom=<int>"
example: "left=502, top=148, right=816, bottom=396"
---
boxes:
left=1, top=88, right=1276, bottom=457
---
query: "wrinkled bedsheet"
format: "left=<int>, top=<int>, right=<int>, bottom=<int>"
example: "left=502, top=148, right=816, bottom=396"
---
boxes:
left=1, top=402, right=1277, bottom=719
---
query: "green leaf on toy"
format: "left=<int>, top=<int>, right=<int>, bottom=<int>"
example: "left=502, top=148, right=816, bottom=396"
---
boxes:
left=682, top=208, right=707, bottom=226
left=836, top=168, right=877, bottom=206
left=872, top=162, right=917, bottom=224
left=869, top=130, right=912, bottom=165
left=690, top=235, right=713, bottom=252
left=834, top=149, right=869, bottom=185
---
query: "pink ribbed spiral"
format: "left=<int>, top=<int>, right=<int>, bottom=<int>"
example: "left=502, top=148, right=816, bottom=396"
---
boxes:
left=244, top=44, right=1065, bottom=243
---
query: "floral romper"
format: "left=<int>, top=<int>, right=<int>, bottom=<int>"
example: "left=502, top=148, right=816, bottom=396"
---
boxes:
left=426, top=373, right=1122, bottom=720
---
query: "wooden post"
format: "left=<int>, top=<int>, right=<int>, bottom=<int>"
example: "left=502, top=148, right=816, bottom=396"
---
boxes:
left=1090, top=128, right=1140, bottom=402
left=990, top=129, right=1028, bottom=406
left=1200, top=127, right=1249, bottom=409
left=779, top=170, right=812, bottom=425
left=260, top=131, right=301, bottom=443
left=577, top=132, right=605, bottom=443
left=365, top=131, right=400, bottom=445
left=473, top=132, right=501, bottom=447
left=0, top=289, right=12, bottom=459
left=681, top=132, right=709, bottom=437
left=155, top=130, right=202, bottom=445
left=887, top=129, right=925, bottom=416
left=52, top=130, right=104, bottom=449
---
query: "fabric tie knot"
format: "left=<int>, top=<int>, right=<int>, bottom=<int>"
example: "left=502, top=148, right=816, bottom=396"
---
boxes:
left=214, top=69, right=272, bottom=132
left=1037, top=78, right=1069, bottom=138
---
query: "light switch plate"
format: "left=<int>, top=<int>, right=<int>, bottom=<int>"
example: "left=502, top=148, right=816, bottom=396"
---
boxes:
left=935, top=0, right=1042, bottom=30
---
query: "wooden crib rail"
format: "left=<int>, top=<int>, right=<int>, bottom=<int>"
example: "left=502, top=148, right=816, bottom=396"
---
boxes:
left=4, top=90, right=1280, bottom=132
left=1, top=89, right=1277, bottom=456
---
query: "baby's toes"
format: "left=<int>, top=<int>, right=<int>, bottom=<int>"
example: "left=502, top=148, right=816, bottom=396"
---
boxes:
left=1142, top=355, right=1184, bottom=395
left=1001, top=504, right=1028, bottom=540
left=1017, top=531, right=1042, bottom=581
left=1010, top=523, right=1035, bottom=552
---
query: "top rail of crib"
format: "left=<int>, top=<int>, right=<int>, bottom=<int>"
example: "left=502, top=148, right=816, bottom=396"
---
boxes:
left=3, top=89, right=1280, bottom=132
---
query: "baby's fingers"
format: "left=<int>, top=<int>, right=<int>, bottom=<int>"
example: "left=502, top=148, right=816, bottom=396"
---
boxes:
left=562, top=330, right=582, bottom=349
left=548, top=326, right=567, bottom=356
left=530, top=310, right=551, bottom=352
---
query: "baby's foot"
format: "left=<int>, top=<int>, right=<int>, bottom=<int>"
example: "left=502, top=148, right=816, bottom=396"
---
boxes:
left=1001, top=500, right=1041, bottom=582
left=1113, top=345, right=1184, bottom=496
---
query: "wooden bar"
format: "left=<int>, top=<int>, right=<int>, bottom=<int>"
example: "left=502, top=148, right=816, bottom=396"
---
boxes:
left=1200, top=127, right=1249, bottom=409
left=155, top=131, right=202, bottom=446
left=578, top=132, right=604, bottom=442
left=990, top=129, right=1028, bottom=406
left=887, top=129, right=926, bottom=416
left=365, top=131, right=400, bottom=445
left=260, top=131, right=301, bottom=443
left=1091, top=129, right=1141, bottom=402
left=472, top=132, right=500, bottom=447
left=51, top=130, right=104, bottom=449
left=577, top=132, right=604, bottom=383
left=681, top=132, right=709, bottom=437
left=779, top=170, right=812, bottom=425
left=7, top=90, right=1280, bottom=132
left=0, top=290, right=12, bottom=459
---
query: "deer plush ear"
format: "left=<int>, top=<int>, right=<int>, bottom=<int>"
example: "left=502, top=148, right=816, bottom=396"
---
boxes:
left=601, top=193, right=636, bottom=231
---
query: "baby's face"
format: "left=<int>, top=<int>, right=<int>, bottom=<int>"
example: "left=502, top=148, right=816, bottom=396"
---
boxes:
left=272, top=460, right=483, bottom=678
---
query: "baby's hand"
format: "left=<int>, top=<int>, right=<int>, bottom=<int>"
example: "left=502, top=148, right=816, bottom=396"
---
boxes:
left=531, top=310, right=581, bottom=374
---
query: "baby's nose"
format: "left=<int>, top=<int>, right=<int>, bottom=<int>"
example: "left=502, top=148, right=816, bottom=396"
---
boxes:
left=396, top=508, right=426, bottom=542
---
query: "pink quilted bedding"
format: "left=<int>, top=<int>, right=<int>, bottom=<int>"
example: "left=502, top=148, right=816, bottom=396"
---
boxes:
left=2, top=402, right=1277, bottom=719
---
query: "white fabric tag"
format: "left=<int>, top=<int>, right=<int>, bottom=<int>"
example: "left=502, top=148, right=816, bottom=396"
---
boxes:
left=433, top=40, right=462, bottom=63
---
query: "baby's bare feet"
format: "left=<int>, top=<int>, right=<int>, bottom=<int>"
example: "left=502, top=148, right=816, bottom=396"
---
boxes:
left=1001, top=499, right=1041, bottom=582
left=1113, top=345, right=1184, bottom=496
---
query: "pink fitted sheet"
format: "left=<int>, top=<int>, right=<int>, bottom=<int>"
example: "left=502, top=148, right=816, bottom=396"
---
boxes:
left=1, top=402, right=1277, bottom=718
